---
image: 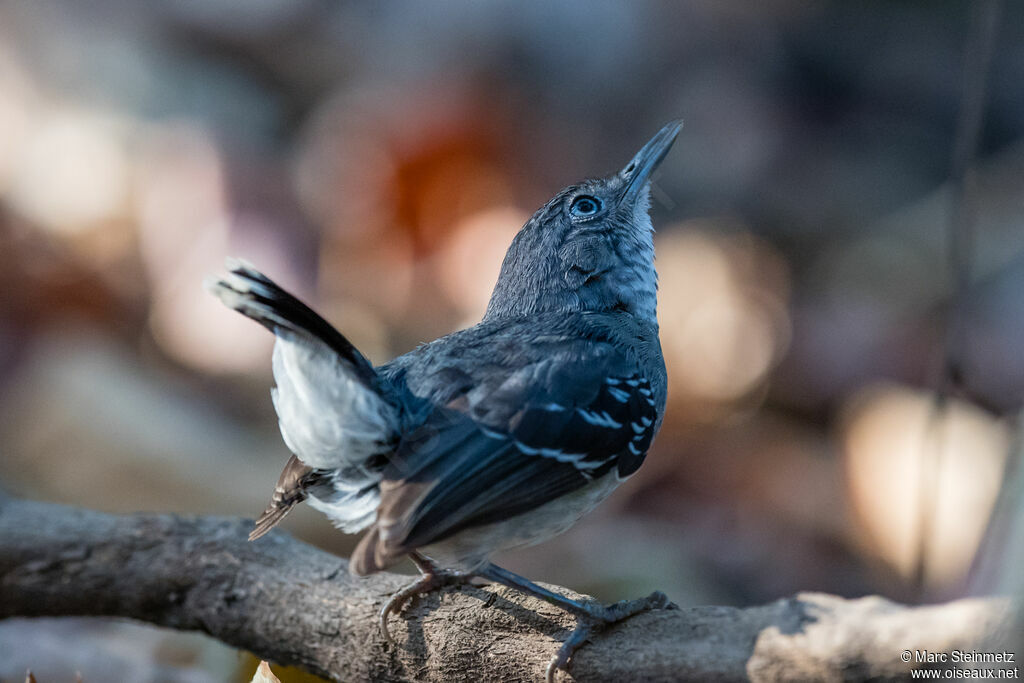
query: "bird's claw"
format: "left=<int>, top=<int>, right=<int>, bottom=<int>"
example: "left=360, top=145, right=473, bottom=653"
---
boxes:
left=545, top=591, right=672, bottom=683
left=379, top=570, right=472, bottom=644
left=546, top=624, right=593, bottom=683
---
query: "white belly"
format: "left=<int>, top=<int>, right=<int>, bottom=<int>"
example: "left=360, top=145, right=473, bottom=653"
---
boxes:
left=418, top=471, right=622, bottom=571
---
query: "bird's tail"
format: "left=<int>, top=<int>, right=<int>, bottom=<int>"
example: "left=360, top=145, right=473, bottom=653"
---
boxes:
left=207, top=258, right=398, bottom=538
left=204, top=258, right=379, bottom=390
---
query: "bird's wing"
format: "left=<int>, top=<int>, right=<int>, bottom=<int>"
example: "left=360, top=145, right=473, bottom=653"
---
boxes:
left=351, top=340, right=658, bottom=573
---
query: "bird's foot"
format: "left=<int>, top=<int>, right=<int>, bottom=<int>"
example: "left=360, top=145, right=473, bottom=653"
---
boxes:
left=379, top=568, right=474, bottom=643
left=546, top=591, right=675, bottom=683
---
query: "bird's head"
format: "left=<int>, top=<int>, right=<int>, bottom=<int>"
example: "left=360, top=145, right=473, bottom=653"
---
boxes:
left=484, top=120, right=681, bottom=323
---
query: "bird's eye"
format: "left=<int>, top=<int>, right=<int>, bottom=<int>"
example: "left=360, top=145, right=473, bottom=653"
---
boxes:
left=569, top=195, right=602, bottom=218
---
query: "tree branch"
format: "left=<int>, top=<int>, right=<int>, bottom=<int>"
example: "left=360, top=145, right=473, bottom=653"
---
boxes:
left=0, top=498, right=1017, bottom=681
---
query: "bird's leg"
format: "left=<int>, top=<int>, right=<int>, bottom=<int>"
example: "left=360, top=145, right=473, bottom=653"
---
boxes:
left=476, top=563, right=673, bottom=682
left=378, top=551, right=474, bottom=643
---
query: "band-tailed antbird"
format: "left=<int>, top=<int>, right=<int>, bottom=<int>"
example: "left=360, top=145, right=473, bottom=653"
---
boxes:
left=207, top=120, right=681, bottom=680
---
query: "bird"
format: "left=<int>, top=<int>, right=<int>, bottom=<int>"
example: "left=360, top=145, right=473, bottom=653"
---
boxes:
left=206, top=120, right=681, bottom=681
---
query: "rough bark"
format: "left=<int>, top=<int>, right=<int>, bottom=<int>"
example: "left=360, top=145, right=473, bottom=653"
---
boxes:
left=0, top=498, right=1018, bottom=682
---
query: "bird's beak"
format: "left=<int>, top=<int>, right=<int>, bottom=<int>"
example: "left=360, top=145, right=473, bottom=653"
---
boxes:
left=619, top=119, right=683, bottom=202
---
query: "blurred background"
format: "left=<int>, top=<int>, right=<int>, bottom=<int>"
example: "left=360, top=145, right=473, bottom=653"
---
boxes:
left=0, top=0, right=1022, bottom=680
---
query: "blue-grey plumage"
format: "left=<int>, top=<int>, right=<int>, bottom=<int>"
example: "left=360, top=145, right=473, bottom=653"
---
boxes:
left=357, top=309, right=665, bottom=572
left=206, top=120, right=681, bottom=680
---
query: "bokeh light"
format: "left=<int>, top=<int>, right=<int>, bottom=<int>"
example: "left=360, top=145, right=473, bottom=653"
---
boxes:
left=841, top=383, right=1010, bottom=591
left=7, top=107, right=130, bottom=234
left=657, top=223, right=790, bottom=414
left=436, top=206, right=528, bottom=323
